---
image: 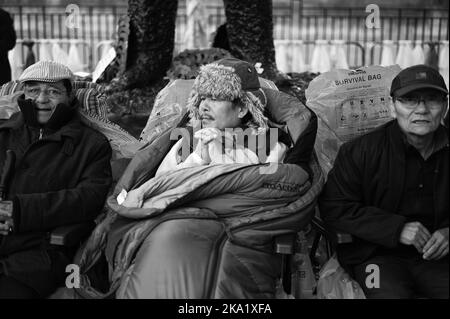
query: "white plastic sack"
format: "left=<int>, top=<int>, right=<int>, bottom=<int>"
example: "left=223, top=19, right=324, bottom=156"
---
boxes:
left=139, top=79, right=190, bottom=145
left=439, top=41, right=449, bottom=90
left=274, top=279, right=295, bottom=299
left=184, top=0, right=208, bottom=49
left=411, top=41, right=425, bottom=65
left=317, top=255, right=366, bottom=299
left=52, top=41, right=69, bottom=66
left=67, top=41, right=86, bottom=73
left=380, top=40, right=396, bottom=66
left=291, top=41, right=308, bottom=72
left=305, top=65, right=401, bottom=174
left=330, top=40, right=349, bottom=70
left=38, top=41, right=53, bottom=62
left=395, top=40, right=414, bottom=69
left=8, top=46, right=23, bottom=81
left=275, top=40, right=290, bottom=73
left=310, top=40, right=331, bottom=73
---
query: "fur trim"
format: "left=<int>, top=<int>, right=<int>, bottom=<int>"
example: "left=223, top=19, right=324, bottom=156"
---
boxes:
left=186, top=63, right=268, bottom=134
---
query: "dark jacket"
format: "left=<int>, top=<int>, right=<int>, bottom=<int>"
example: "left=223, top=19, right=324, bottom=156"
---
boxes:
left=0, top=9, right=16, bottom=85
left=0, top=99, right=112, bottom=296
left=319, top=120, right=449, bottom=267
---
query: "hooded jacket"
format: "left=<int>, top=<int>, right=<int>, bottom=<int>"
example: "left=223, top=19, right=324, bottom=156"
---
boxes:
left=0, top=96, right=112, bottom=296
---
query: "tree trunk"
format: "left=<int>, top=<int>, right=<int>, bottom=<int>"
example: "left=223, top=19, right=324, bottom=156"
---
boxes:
left=222, top=0, right=278, bottom=80
left=123, top=0, right=178, bottom=89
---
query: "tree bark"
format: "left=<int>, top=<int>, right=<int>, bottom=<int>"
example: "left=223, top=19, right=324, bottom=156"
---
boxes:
left=123, top=0, right=178, bottom=89
left=222, top=0, right=278, bottom=80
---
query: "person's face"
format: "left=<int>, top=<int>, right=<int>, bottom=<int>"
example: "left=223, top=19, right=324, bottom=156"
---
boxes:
left=390, top=88, right=448, bottom=138
left=24, top=81, right=71, bottom=124
left=198, top=97, right=248, bottom=130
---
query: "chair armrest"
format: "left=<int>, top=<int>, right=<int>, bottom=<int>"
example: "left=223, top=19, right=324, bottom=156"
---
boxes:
left=274, top=233, right=296, bottom=255
left=49, top=222, right=95, bottom=247
left=311, top=216, right=353, bottom=244
left=274, top=233, right=296, bottom=295
left=336, top=232, right=353, bottom=244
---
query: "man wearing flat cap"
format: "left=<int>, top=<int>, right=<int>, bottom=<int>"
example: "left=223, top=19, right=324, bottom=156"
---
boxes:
left=320, top=65, right=449, bottom=298
left=0, top=61, right=112, bottom=298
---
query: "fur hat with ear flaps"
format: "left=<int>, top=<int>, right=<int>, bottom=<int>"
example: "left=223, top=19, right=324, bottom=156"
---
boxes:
left=186, top=58, right=269, bottom=134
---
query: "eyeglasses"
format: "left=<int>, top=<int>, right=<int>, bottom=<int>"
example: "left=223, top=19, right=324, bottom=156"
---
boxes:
left=395, top=96, right=446, bottom=109
left=24, top=86, right=66, bottom=99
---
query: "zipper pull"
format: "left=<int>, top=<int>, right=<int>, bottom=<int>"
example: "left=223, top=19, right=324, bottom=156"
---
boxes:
left=39, top=128, right=43, bottom=140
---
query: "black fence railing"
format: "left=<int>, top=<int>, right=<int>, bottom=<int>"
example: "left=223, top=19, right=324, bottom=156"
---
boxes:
left=3, top=1, right=448, bottom=72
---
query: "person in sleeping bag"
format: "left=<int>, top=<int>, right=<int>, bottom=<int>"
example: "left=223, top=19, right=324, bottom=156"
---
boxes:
left=120, top=58, right=291, bottom=208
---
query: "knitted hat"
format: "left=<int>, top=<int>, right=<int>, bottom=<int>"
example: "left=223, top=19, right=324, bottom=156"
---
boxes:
left=19, top=60, right=74, bottom=83
left=186, top=58, right=268, bottom=133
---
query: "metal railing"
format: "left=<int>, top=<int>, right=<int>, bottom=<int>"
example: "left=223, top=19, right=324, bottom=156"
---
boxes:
left=3, top=1, right=448, bottom=72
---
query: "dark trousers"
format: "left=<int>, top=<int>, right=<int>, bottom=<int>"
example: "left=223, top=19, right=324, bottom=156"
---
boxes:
left=0, top=246, right=73, bottom=298
left=0, top=275, right=39, bottom=299
left=352, top=250, right=449, bottom=299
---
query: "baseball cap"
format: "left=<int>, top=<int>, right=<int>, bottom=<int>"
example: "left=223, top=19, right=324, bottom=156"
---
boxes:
left=390, top=64, right=448, bottom=97
left=216, top=58, right=260, bottom=91
left=19, top=60, right=74, bottom=83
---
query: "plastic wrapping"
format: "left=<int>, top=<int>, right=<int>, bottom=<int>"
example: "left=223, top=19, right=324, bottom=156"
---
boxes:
left=310, top=40, right=331, bottom=73
left=275, top=40, right=290, bottom=73
left=8, top=46, right=23, bottom=81
left=439, top=41, right=449, bottom=90
left=183, top=0, right=208, bottom=50
left=380, top=40, right=396, bottom=66
left=395, top=40, right=414, bottom=69
left=305, top=65, right=401, bottom=174
left=67, top=41, right=86, bottom=73
left=411, top=41, right=425, bottom=65
left=38, top=40, right=53, bottom=62
left=291, top=41, right=308, bottom=72
left=316, top=255, right=366, bottom=299
left=291, top=232, right=316, bottom=299
left=52, top=41, right=69, bottom=66
left=330, top=40, right=349, bottom=70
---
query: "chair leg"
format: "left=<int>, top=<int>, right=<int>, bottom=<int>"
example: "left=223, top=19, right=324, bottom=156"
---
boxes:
left=326, top=239, right=333, bottom=259
left=309, top=232, right=321, bottom=262
left=281, top=254, right=292, bottom=295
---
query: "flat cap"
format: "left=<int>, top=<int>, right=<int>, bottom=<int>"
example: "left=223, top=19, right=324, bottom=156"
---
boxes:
left=19, top=60, right=74, bottom=83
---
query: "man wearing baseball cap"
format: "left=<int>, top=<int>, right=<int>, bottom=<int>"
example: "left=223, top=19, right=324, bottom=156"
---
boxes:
left=320, top=64, right=449, bottom=299
left=0, top=61, right=112, bottom=298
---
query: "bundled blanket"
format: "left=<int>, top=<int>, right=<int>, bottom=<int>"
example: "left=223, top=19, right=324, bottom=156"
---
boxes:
left=71, top=147, right=322, bottom=298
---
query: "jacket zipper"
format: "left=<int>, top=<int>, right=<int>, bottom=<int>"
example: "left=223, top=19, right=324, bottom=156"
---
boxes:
left=39, top=128, right=43, bottom=140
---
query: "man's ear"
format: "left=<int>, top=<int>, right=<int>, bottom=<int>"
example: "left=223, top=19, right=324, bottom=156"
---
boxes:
left=440, top=98, right=449, bottom=125
left=238, top=104, right=249, bottom=119
left=389, top=97, right=397, bottom=119
left=68, top=90, right=76, bottom=104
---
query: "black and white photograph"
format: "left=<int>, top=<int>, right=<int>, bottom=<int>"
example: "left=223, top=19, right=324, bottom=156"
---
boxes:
left=0, top=0, right=448, bottom=308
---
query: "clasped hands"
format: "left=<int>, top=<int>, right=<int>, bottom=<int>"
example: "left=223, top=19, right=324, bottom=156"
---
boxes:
left=0, top=201, right=14, bottom=236
left=193, top=127, right=224, bottom=164
left=400, top=222, right=449, bottom=260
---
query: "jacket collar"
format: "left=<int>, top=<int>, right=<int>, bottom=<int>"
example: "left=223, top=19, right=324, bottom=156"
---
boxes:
left=389, top=120, right=449, bottom=156
left=0, top=108, right=84, bottom=146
